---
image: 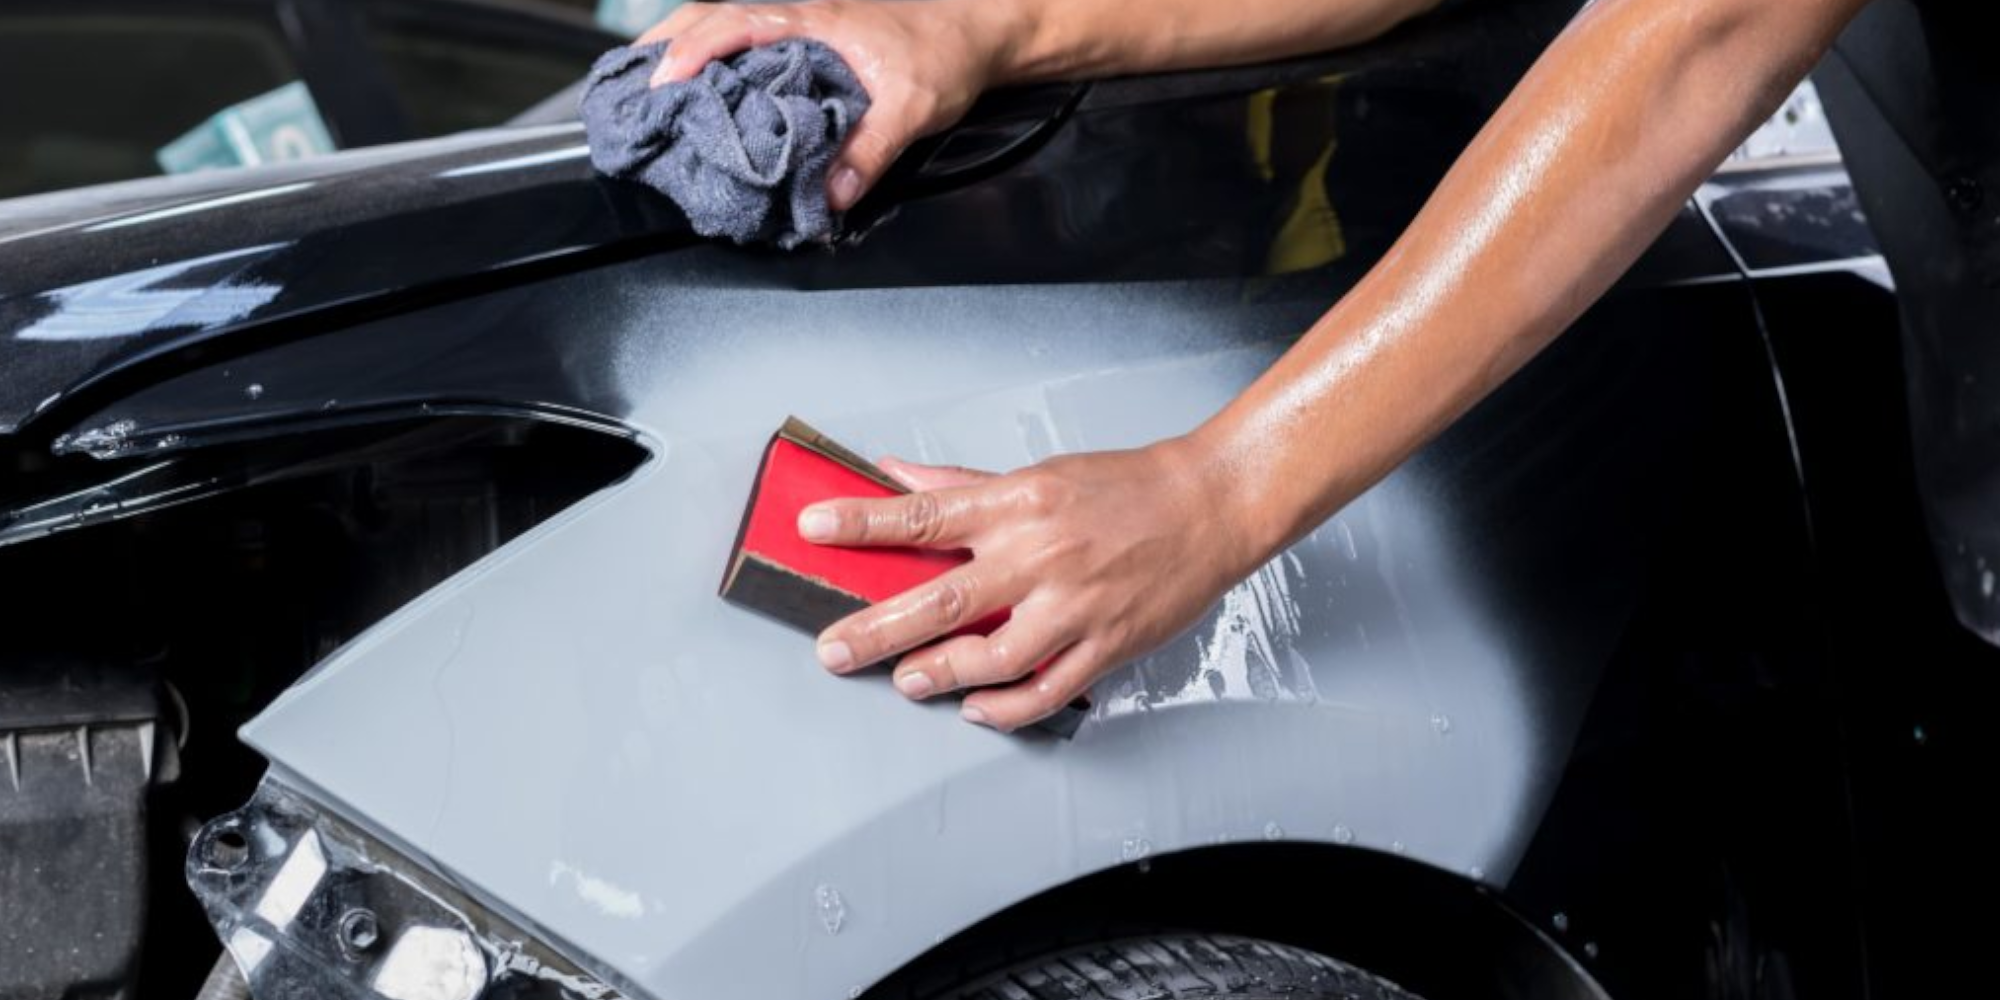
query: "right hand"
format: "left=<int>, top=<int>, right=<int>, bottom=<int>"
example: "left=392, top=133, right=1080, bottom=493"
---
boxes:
left=637, top=0, right=1011, bottom=212
left=801, top=440, right=1265, bottom=734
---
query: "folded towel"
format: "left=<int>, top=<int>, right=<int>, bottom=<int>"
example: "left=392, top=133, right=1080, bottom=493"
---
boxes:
left=580, top=39, right=870, bottom=249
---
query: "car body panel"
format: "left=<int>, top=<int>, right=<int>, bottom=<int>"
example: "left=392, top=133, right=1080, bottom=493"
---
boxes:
left=234, top=275, right=1624, bottom=997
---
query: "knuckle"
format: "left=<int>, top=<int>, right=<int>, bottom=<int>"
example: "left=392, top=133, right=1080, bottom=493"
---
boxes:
left=984, top=635, right=1014, bottom=674
left=1031, top=682, right=1067, bottom=719
left=665, top=32, right=709, bottom=63
left=849, top=125, right=899, bottom=167
left=987, top=637, right=1033, bottom=681
left=929, top=577, right=971, bottom=629
left=899, top=492, right=944, bottom=544
left=904, top=89, right=943, bottom=128
left=851, top=615, right=891, bottom=661
left=924, top=649, right=953, bottom=690
left=834, top=503, right=869, bottom=540
left=1015, top=473, right=1065, bottom=515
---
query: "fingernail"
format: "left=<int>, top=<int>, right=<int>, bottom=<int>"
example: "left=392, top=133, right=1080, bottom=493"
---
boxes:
left=798, top=506, right=836, bottom=541
left=895, top=671, right=934, bottom=698
left=961, top=704, right=989, bottom=726
left=817, top=639, right=853, bottom=672
left=828, top=167, right=862, bottom=211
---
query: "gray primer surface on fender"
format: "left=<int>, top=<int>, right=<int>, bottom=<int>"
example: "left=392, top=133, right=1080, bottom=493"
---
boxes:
left=240, top=264, right=1596, bottom=999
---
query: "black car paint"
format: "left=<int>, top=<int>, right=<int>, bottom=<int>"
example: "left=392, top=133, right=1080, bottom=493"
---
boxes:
left=1, top=0, right=1987, bottom=997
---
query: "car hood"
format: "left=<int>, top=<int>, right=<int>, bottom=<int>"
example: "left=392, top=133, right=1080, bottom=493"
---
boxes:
left=0, top=124, right=690, bottom=437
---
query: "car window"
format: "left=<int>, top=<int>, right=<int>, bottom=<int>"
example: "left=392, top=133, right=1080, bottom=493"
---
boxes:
left=362, top=3, right=602, bottom=138
left=0, top=15, right=297, bottom=200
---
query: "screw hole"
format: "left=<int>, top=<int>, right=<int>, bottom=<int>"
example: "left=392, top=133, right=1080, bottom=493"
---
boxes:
left=339, top=909, right=382, bottom=953
left=205, top=829, right=250, bottom=869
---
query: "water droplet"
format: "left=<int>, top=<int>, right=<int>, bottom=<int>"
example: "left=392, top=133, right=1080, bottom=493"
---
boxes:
left=814, top=884, right=846, bottom=936
left=245, top=383, right=265, bottom=401
left=1332, top=824, right=1354, bottom=845
left=1430, top=712, right=1452, bottom=735
left=1583, top=942, right=1599, bottom=960
left=1983, top=570, right=1994, bottom=598
left=1913, top=725, right=1928, bottom=745
left=1468, top=866, right=1485, bottom=881
left=1136, top=858, right=1152, bottom=874
left=1120, top=837, right=1152, bottom=862
left=1552, top=912, right=1570, bottom=933
left=1390, top=840, right=1406, bottom=854
left=848, top=988, right=861, bottom=999
left=1263, top=821, right=1284, bottom=841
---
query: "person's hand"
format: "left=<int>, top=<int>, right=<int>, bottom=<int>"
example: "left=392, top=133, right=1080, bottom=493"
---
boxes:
left=637, top=0, right=1011, bottom=212
left=796, top=439, right=1265, bottom=732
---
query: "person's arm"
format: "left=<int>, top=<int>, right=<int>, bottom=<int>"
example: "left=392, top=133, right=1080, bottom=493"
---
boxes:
left=639, top=0, right=1442, bottom=209
left=999, top=0, right=1442, bottom=80
left=1191, top=0, right=1871, bottom=559
left=798, top=0, right=1872, bottom=732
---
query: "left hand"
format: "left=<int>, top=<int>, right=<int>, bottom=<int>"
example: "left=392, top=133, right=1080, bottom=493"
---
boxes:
left=636, top=0, right=1010, bottom=212
left=798, top=438, right=1263, bottom=732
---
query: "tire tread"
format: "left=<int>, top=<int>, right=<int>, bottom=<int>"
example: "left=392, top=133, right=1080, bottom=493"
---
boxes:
left=922, top=933, right=1419, bottom=1000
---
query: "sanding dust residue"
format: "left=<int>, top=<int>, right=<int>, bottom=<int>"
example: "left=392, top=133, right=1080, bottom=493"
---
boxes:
left=1102, top=550, right=1317, bottom=712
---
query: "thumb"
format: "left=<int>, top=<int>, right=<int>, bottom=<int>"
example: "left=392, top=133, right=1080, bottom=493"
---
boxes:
left=826, top=119, right=909, bottom=212
left=877, top=456, right=996, bottom=492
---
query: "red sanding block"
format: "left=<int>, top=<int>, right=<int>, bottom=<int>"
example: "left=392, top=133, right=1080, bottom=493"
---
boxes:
left=720, top=417, right=1087, bottom=738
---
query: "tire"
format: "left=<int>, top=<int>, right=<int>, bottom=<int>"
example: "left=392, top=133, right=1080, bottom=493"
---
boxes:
left=933, top=933, right=1421, bottom=1000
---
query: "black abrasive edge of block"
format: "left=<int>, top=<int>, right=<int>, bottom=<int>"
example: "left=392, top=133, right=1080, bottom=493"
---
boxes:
left=721, top=551, right=870, bottom=635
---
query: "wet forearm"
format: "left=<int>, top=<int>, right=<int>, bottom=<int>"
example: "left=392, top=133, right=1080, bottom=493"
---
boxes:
left=1180, top=0, right=1867, bottom=566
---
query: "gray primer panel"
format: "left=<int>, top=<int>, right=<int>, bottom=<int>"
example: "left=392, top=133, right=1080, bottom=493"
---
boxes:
left=242, top=273, right=1565, bottom=999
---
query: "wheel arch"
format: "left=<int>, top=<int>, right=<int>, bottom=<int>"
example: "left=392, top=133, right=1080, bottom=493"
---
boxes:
left=864, top=843, right=1605, bottom=1000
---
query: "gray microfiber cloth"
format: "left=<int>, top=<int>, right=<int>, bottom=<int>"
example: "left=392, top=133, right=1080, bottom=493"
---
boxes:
left=580, top=39, right=870, bottom=249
